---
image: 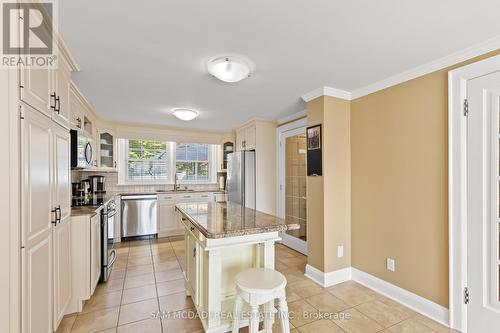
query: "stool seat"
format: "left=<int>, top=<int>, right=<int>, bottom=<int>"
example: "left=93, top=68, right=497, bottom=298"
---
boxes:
left=235, top=268, right=287, bottom=294
left=232, top=268, right=290, bottom=333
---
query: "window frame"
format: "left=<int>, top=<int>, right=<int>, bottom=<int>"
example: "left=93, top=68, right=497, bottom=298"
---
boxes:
left=117, top=139, right=217, bottom=185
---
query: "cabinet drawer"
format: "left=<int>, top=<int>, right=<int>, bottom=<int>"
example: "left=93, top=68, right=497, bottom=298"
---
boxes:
left=158, top=194, right=175, bottom=201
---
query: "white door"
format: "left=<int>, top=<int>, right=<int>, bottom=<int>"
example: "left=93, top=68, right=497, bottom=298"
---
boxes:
left=278, top=125, right=308, bottom=255
left=21, top=105, right=54, bottom=333
left=467, top=70, right=500, bottom=332
left=52, top=126, right=71, bottom=327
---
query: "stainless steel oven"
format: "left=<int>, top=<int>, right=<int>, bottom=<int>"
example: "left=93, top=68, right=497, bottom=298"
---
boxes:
left=101, top=199, right=117, bottom=282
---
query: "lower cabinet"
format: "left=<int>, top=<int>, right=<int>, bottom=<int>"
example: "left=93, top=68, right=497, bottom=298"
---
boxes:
left=90, top=214, right=102, bottom=295
left=158, top=192, right=221, bottom=238
left=68, top=212, right=102, bottom=313
left=53, top=215, right=72, bottom=328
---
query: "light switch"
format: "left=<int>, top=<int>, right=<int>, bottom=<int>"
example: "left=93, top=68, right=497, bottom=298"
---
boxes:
left=337, top=245, right=344, bottom=258
left=387, top=258, right=395, bottom=272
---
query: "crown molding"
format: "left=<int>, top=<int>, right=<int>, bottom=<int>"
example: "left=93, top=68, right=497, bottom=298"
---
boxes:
left=301, top=36, right=500, bottom=102
left=350, top=35, right=500, bottom=99
left=301, top=86, right=352, bottom=102
left=277, top=110, right=307, bottom=125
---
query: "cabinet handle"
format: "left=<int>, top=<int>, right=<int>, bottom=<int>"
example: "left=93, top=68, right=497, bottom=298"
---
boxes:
left=76, top=117, right=82, bottom=128
left=190, top=227, right=194, bottom=232
left=56, top=205, right=61, bottom=223
left=55, top=96, right=60, bottom=114
left=193, top=247, right=196, bottom=257
left=51, top=208, right=57, bottom=225
left=50, top=93, right=56, bottom=109
left=114, top=161, right=116, bottom=168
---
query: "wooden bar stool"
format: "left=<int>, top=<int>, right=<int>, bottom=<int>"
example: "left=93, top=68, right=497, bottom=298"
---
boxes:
left=231, top=268, right=290, bottom=333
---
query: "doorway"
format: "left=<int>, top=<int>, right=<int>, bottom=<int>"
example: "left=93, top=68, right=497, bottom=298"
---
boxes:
left=449, top=56, right=500, bottom=332
left=277, top=118, right=308, bottom=255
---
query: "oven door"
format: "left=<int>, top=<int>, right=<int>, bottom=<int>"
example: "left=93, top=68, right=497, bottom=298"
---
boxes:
left=101, top=207, right=116, bottom=282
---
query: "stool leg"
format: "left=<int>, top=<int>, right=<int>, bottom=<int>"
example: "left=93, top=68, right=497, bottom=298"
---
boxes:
left=263, top=301, right=274, bottom=333
left=249, top=305, right=260, bottom=333
left=231, top=295, right=243, bottom=333
left=278, top=295, right=290, bottom=333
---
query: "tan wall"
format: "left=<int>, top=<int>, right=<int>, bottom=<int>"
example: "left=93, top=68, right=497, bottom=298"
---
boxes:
left=307, top=97, right=325, bottom=270
left=351, top=50, right=500, bottom=308
left=307, top=96, right=351, bottom=272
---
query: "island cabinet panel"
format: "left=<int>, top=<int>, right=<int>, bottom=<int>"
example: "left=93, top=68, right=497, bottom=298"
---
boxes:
left=175, top=200, right=299, bottom=333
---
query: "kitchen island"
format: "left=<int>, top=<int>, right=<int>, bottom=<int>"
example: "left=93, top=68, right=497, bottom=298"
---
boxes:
left=175, top=201, right=299, bottom=333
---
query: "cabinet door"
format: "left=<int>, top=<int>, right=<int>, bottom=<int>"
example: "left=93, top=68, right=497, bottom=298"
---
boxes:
left=245, top=125, right=256, bottom=150
left=53, top=126, right=71, bottom=222
left=236, top=128, right=244, bottom=151
left=90, top=214, right=101, bottom=294
left=186, top=233, right=197, bottom=295
left=53, top=215, right=71, bottom=328
left=52, top=124, right=71, bottom=326
left=21, top=105, right=54, bottom=333
left=158, top=200, right=183, bottom=237
left=20, top=66, right=52, bottom=117
left=52, top=55, right=72, bottom=129
left=98, top=131, right=116, bottom=169
left=69, top=89, right=84, bottom=130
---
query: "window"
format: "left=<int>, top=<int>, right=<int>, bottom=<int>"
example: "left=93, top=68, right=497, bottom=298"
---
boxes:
left=175, top=143, right=210, bottom=181
left=119, top=139, right=217, bottom=184
left=127, top=139, right=169, bottom=181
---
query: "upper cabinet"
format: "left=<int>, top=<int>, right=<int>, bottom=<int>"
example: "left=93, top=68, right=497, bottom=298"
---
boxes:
left=19, top=26, right=78, bottom=129
left=235, top=123, right=256, bottom=151
left=97, top=129, right=117, bottom=170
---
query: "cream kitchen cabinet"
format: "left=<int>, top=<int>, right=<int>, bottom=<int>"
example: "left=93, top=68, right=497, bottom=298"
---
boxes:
left=21, top=104, right=72, bottom=333
left=19, top=38, right=76, bottom=129
left=52, top=125, right=72, bottom=328
left=90, top=213, right=101, bottom=295
left=69, top=85, right=85, bottom=130
left=235, top=124, right=256, bottom=151
left=96, top=129, right=117, bottom=170
left=158, top=192, right=216, bottom=238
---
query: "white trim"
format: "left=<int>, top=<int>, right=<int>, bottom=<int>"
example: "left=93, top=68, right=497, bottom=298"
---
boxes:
left=300, top=36, right=500, bottom=103
left=351, top=268, right=450, bottom=327
left=279, top=233, right=307, bottom=255
left=352, top=36, right=500, bottom=99
left=277, top=110, right=307, bottom=125
left=301, top=86, right=352, bottom=102
left=304, top=264, right=352, bottom=288
left=448, top=54, right=500, bottom=332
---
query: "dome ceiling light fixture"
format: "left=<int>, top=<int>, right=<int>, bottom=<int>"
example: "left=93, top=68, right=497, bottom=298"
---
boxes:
left=172, top=108, right=199, bottom=121
left=207, top=56, right=251, bottom=83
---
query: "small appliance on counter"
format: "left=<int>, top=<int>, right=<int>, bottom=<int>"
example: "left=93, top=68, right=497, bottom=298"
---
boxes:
left=89, top=175, right=106, bottom=194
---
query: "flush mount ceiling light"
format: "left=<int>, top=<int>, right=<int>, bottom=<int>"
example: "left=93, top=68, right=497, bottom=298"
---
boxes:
left=172, top=108, right=199, bottom=121
left=207, top=56, right=251, bottom=83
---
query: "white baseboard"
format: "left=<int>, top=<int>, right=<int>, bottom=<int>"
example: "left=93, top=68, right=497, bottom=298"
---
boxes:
left=304, top=264, right=352, bottom=288
left=351, top=268, right=450, bottom=327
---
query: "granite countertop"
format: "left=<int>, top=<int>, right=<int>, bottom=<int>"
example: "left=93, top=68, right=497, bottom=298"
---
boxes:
left=70, top=192, right=117, bottom=217
left=175, top=201, right=300, bottom=239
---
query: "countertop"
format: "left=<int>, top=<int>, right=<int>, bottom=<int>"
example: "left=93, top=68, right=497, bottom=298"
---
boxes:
left=70, top=189, right=226, bottom=217
left=175, top=201, right=300, bottom=239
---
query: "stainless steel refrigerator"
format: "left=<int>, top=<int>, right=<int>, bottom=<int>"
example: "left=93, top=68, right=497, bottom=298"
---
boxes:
left=226, top=151, right=256, bottom=209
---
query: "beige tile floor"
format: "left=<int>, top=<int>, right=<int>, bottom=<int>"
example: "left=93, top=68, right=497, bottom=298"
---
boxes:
left=56, top=237, right=458, bottom=333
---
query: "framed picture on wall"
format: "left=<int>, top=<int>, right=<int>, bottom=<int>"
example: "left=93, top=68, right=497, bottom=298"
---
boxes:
left=307, top=124, right=321, bottom=150
left=306, top=124, right=322, bottom=176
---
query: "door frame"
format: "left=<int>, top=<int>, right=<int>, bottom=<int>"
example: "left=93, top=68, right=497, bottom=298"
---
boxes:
left=276, top=117, right=308, bottom=254
left=448, top=54, right=500, bottom=332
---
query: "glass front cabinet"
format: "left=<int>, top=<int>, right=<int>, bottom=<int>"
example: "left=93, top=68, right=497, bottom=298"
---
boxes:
left=97, top=129, right=117, bottom=170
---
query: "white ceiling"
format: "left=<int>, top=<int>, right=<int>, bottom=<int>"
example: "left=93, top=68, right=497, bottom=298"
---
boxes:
left=59, top=0, right=500, bottom=131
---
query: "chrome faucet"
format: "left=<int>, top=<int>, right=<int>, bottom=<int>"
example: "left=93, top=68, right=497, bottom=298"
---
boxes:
left=174, top=173, right=180, bottom=191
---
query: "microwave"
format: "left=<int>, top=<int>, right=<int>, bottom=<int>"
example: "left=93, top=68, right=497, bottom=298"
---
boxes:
left=70, top=129, right=94, bottom=169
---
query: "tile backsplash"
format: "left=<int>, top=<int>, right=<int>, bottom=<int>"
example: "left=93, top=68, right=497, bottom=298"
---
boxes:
left=72, top=171, right=220, bottom=193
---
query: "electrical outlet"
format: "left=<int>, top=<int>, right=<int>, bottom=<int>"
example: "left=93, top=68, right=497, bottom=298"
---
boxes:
left=387, top=258, right=395, bottom=272
left=337, top=245, right=344, bottom=258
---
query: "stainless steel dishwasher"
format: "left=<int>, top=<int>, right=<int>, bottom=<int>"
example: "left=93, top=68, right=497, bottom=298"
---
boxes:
left=121, top=194, right=158, bottom=238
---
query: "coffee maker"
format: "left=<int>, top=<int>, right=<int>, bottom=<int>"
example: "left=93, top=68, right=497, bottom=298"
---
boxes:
left=72, top=179, right=91, bottom=206
left=89, top=175, right=106, bottom=194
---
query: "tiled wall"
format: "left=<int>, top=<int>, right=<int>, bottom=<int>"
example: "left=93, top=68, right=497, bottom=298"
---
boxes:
left=72, top=171, right=220, bottom=193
